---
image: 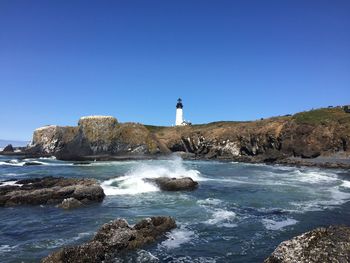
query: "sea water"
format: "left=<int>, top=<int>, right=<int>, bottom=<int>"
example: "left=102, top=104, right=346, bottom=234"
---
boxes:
left=1, top=155, right=350, bottom=262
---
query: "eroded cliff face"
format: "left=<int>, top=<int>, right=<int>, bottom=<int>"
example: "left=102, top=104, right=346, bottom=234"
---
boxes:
left=27, top=107, right=350, bottom=162
left=27, top=116, right=165, bottom=160
left=152, top=107, right=350, bottom=162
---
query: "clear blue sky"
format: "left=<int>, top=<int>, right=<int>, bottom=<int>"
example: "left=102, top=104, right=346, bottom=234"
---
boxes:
left=1, top=0, right=349, bottom=140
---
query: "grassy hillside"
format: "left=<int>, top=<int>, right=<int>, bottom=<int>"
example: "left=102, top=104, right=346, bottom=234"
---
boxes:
left=293, top=107, right=350, bottom=125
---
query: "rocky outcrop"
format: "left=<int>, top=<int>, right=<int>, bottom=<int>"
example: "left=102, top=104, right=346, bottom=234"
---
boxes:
left=0, top=177, right=105, bottom=207
left=264, top=225, right=350, bottom=263
left=147, top=177, right=198, bottom=191
left=155, top=107, right=350, bottom=164
left=42, top=216, right=176, bottom=263
left=2, top=144, right=14, bottom=152
left=26, top=116, right=164, bottom=160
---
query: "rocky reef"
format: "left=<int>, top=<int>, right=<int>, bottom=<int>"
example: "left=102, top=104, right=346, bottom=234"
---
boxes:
left=42, top=216, right=176, bottom=263
left=146, top=177, right=198, bottom=191
left=0, top=176, right=105, bottom=207
left=6, top=107, right=349, bottom=167
left=265, top=225, right=350, bottom=263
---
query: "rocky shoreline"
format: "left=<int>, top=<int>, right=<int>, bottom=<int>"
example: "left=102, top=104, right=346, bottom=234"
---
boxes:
left=1, top=107, right=349, bottom=169
left=0, top=176, right=105, bottom=207
left=1, top=149, right=350, bottom=170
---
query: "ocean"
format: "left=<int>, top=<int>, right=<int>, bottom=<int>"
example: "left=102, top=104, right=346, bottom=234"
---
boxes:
left=1, top=155, right=350, bottom=262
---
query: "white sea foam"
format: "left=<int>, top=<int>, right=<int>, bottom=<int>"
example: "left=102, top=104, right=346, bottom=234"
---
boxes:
left=206, top=209, right=237, bottom=228
left=33, top=232, right=93, bottom=249
left=197, top=198, right=223, bottom=206
left=84, top=160, right=138, bottom=167
left=102, top=157, right=203, bottom=196
left=0, top=159, right=46, bottom=166
left=39, top=156, right=57, bottom=160
left=72, top=232, right=91, bottom=241
left=0, top=181, right=22, bottom=187
left=289, top=186, right=350, bottom=213
left=0, top=244, right=18, bottom=253
left=288, top=169, right=339, bottom=184
left=262, top=218, right=298, bottom=230
left=101, top=175, right=160, bottom=195
left=113, top=250, right=159, bottom=263
left=161, top=227, right=196, bottom=249
left=341, top=180, right=350, bottom=188
left=2, top=173, right=23, bottom=176
left=134, top=250, right=159, bottom=262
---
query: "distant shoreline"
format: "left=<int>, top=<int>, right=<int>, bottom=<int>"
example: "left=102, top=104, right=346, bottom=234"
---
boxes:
left=1, top=151, right=350, bottom=170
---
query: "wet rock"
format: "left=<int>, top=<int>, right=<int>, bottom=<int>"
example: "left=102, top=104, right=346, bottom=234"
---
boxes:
left=147, top=177, right=198, bottom=191
left=23, top=161, right=43, bottom=166
left=3, top=144, right=14, bottom=152
left=300, top=149, right=321, bottom=159
left=0, top=176, right=105, bottom=207
left=42, top=216, right=176, bottom=263
left=57, top=197, right=83, bottom=210
left=264, top=225, right=350, bottom=263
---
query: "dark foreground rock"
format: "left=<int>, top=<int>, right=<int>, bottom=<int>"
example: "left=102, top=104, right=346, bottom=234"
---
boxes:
left=264, top=225, right=350, bottom=263
left=147, top=177, right=198, bottom=191
left=42, top=216, right=176, bottom=263
left=0, top=176, right=105, bottom=207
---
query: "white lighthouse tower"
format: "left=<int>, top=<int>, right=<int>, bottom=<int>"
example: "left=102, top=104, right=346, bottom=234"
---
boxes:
left=175, top=98, right=184, bottom=126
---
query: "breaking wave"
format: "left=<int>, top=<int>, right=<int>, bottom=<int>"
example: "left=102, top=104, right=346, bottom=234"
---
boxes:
left=161, top=226, right=196, bottom=249
left=102, top=157, right=203, bottom=195
left=262, top=218, right=298, bottom=231
left=205, top=209, right=237, bottom=228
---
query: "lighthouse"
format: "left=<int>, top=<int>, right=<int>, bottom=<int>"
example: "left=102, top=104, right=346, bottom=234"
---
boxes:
left=175, top=98, right=184, bottom=126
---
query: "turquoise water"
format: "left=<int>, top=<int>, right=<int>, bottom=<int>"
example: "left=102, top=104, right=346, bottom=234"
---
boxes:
left=1, top=155, right=350, bottom=262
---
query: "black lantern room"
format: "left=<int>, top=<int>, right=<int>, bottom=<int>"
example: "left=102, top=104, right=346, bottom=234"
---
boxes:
left=176, top=98, right=183, bottom=109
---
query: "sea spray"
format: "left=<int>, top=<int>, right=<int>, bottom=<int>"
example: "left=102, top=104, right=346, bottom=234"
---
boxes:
left=101, top=156, right=202, bottom=195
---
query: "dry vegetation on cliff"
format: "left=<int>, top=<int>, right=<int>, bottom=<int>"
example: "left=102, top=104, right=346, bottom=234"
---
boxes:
left=19, top=107, right=350, bottom=164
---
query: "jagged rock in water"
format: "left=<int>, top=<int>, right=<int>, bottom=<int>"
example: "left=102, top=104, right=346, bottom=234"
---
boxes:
left=42, top=216, right=176, bottom=263
left=264, top=225, right=350, bottom=263
left=57, top=197, right=83, bottom=210
left=0, top=176, right=105, bottom=207
left=2, top=144, right=14, bottom=152
left=147, top=177, right=198, bottom=191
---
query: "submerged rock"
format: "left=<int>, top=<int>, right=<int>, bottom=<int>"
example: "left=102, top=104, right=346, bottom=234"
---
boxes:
left=264, top=225, right=350, bottom=263
left=147, top=177, right=198, bottom=191
left=42, top=216, right=176, bottom=263
left=57, top=197, right=83, bottom=210
left=0, top=176, right=105, bottom=207
left=23, top=161, right=43, bottom=166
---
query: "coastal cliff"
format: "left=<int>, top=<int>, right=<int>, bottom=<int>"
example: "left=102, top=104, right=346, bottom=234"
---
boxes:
left=26, top=116, right=167, bottom=160
left=21, top=107, right=350, bottom=165
left=154, top=107, right=350, bottom=163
